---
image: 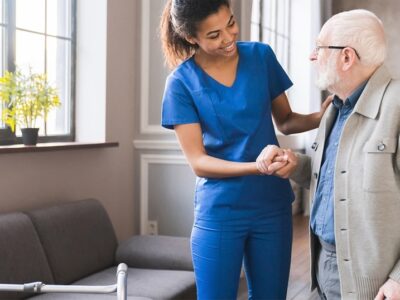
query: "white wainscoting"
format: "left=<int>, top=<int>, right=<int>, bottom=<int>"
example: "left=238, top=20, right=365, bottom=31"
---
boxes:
left=133, top=139, right=180, bottom=151
left=139, top=153, right=191, bottom=235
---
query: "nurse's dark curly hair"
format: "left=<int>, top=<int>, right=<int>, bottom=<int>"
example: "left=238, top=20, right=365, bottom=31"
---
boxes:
left=160, top=0, right=230, bottom=69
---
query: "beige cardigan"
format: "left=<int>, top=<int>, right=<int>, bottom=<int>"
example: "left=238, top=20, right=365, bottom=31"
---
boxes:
left=290, top=65, right=400, bottom=300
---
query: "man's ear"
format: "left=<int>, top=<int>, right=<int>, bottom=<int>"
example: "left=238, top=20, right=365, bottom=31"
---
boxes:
left=341, top=48, right=356, bottom=71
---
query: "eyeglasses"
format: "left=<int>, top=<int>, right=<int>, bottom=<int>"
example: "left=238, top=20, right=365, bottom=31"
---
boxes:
left=314, top=45, right=361, bottom=60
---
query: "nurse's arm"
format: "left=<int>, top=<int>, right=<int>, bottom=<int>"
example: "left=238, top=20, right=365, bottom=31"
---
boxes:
left=271, top=93, right=332, bottom=134
left=174, top=123, right=260, bottom=178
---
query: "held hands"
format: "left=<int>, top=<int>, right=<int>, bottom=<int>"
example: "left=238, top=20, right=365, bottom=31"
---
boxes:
left=374, top=278, right=400, bottom=300
left=256, top=145, right=298, bottom=178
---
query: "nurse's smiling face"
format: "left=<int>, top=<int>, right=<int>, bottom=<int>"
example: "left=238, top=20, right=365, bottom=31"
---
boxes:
left=187, top=5, right=239, bottom=58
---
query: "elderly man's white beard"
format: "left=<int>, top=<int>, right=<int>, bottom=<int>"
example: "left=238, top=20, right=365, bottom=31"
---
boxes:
left=315, top=58, right=340, bottom=92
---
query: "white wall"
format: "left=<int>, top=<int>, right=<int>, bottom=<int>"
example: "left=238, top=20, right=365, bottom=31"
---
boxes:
left=0, top=0, right=139, bottom=241
left=75, top=0, right=107, bottom=142
left=332, top=0, right=400, bottom=78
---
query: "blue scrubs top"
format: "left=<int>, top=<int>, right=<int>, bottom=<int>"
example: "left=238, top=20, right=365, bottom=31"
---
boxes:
left=162, top=42, right=294, bottom=221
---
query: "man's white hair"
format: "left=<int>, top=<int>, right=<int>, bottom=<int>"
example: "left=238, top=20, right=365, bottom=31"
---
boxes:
left=322, top=9, right=387, bottom=67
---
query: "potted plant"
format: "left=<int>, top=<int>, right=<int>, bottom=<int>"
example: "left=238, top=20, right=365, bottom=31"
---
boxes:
left=0, top=125, right=15, bottom=145
left=0, top=69, right=61, bottom=145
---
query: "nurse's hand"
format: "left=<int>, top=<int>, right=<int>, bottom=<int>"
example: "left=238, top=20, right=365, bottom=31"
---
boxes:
left=256, top=145, right=288, bottom=175
left=268, top=149, right=298, bottom=179
left=318, top=94, right=334, bottom=120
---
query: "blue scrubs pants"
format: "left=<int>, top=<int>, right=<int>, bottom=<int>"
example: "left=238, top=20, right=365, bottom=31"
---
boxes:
left=191, top=207, right=292, bottom=300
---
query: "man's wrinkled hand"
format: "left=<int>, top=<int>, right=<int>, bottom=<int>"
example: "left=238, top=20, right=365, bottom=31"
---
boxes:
left=256, top=145, right=287, bottom=175
left=268, top=149, right=298, bottom=178
left=374, top=279, right=400, bottom=300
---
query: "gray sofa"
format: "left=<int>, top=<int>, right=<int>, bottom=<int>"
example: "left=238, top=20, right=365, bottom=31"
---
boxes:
left=0, top=199, right=196, bottom=300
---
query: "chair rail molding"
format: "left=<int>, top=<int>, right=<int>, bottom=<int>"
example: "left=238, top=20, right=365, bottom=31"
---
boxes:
left=133, top=139, right=181, bottom=151
left=139, top=154, right=188, bottom=234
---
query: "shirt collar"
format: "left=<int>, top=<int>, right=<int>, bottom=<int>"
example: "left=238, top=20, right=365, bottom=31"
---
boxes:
left=332, top=81, right=368, bottom=109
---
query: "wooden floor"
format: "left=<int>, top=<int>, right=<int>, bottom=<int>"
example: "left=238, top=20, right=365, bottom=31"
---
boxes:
left=237, top=214, right=319, bottom=300
left=286, top=215, right=318, bottom=300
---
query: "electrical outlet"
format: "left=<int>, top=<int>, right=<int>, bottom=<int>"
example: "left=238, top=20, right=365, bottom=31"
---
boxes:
left=147, top=220, right=158, bottom=235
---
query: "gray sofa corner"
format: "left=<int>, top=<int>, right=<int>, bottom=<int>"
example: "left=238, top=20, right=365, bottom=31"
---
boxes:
left=0, top=199, right=196, bottom=300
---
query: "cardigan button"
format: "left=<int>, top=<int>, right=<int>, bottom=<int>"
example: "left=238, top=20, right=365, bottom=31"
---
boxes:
left=311, top=142, right=318, bottom=151
left=377, top=142, right=386, bottom=151
left=313, top=172, right=318, bottom=179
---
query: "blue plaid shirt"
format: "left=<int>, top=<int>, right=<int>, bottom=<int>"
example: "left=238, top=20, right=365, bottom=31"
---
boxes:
left=310, top=82, right=367, bottom=245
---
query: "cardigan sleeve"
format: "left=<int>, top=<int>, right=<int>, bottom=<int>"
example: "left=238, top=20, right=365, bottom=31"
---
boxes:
left=289, top=153, right=312, bottom=189
left=390, top=133, right=400, bottom=282
left=389, top=259, right=400, bottom=283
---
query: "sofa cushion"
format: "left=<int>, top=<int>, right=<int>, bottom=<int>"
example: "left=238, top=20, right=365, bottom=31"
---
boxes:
left=116, top=236, right=193, bottom=271
left=0, top=213, right=54, bottom=300
left=72, top=267, right=196, bottom=300
left=26, top=199, right=118, bottom=284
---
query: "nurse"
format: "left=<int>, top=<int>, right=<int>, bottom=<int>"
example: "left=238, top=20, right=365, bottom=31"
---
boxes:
left=160, top=0, right=331, bottom=299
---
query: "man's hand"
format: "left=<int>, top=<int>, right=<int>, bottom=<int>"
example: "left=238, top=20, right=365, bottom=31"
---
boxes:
left=256, top=145, right=298, bottom=178
left=269, top=149, right=298, bottom=178
left=375, top=279, right=400, bottom=300
left=256, top=145, right=287, bottom=175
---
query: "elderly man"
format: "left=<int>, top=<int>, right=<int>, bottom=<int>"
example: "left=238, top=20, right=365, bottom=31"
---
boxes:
left=257, top=9, right=400, bottom=300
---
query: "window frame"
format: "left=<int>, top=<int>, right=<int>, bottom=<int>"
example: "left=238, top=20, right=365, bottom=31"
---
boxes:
left=0, top=0, right=77, bottom=145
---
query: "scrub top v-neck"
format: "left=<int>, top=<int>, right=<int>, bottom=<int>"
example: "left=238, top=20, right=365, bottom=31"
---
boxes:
left=162, top=42, right=294, bottom=221
left=196, top=53, right=241, bottom=89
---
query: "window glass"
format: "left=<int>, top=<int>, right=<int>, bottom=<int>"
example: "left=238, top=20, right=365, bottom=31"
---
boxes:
left=46, top=36, right=71, bottom=135
left=0, top=0, right=4, bottom=24
left=47, top=0, right=71, bottom=38
left=251, top=0, right=290, bottom=71
left=0, top=27, right=4, bottom=74
left=1, top=0, right=75, bottom=143
left=16, top=0, right=45, bottom=33
left=16, top=30, right=45, bottom=73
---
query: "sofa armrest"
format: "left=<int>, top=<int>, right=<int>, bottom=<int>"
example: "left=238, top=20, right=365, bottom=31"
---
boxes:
left=116, top=235, right=193, bottom=271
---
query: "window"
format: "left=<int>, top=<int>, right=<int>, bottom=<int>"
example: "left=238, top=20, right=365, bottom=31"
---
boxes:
left=0, top=0, right=76, bottom=144
left=251, top=0, right=291, bottom=71
left=250, top=0, right=322, bottom=146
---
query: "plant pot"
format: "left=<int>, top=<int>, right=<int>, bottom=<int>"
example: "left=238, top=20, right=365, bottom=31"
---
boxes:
left=0, top=127, right=16, bottom=145
left=21, top=128, right=39, bottom=146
